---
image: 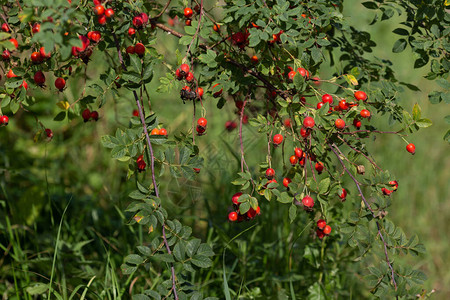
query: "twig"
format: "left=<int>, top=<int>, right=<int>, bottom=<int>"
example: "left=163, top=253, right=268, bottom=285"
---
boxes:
left=338, top=136, right=382, bottom=171
left=151, top=0, right=171, bottom=20
left=185, top=0, right=204, bottom=59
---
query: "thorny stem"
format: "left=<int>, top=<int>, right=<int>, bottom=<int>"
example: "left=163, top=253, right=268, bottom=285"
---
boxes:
left=338, top=136, right=382, bottom=171
left=185, top=0, right=204, bottom=60
left=328, top=143, right=397, bottom=290
left=112, top=32, right=179, bottom=300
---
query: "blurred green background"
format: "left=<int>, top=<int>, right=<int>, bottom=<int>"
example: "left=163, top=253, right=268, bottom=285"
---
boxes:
left=0, top=0, right=448, bottom=298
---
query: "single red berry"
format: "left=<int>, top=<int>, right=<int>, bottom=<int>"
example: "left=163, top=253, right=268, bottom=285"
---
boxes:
left=134, top=43, right=145, bottom=55
left=303, top=116, right=315, bottom=129
left=34, top=71, right=46, bottom=86
left=312, top=76, right=321, bottom=86
left=322, top=94, right=333, bottom=104
left=315, top=162, right=324, bottom=174
left=159, top=128, right=167, bottom=136
left=353, top=118, right=362, bottom=129
left=40, top=47, right=51, bottom=59
left=273, top=134, right=283, bottom=145
left=9, top=38, right=18, bottom=49
left=284, top=118, right=291, bottom=128
left=247, top=207, right=260, bottom=219
left=228, top=211, right=238, bottom=222
left=338, top=99, right=349, bottom=110
left=0, top=115, right=9, bottom=125
left=389, top=180, right=399, bottom=191
left=360, top=109, right=371, bottom=118
left=94, top=4, right=105, bottom=15
left=133, top=16, right=144, bottom=28
left=283, top=177, right=291, bottom=188
left=31, top=51, right=42, bottom=63
left=294, top=147, right=303, bottom=158
left=300, top=127, right=309, bottom=138
left=82, top=108, right=91, bottom=122
left=196, top=87, right=204, bottom=98
left=197, top=117, right=207, bottom=127
left=265, top=168, right=275, bottom=179
left=289, top=155, right=298, bottom=166
left=90, top=111, right=99, bottom=121
left=317, top=219, right=326, bottom=230
left=184, top=7, right=193, bottom=18
left=196, top=125, right=206, bottom=135
left=250, top=55, right=258, bottom=64
left=232, top=192, right=242, bottom=205
left=137, top=155, right=146, bottom=171
left=88, top=31, right=101, bottom=42
left=19, top=80, right=28, bottom=90
left=2, top=49, right=10, bottom=60
left=381, top=187, right=393, bottom=196
left=32, top=23, right=41, bottom=33
left=406, top=143, right=415, bottom=155
left=55, top=77, right=66, bottom=91
left=316, top=102, right=324, bottom=110
left=185, top=72, right=194, bottom=82
left=316, top=229, right=325, bottom=239
left=193, top=168, right=200, bottom=173
left=104, top=8, right=114, bottom=18
left=302, top=195, right=314, bottom=209
left=300, top=96, right=306, bottom=104
left=126, top=45, right=135, bottom=54
left=151, top=128, right=160, bottom=135
left=7, top=69, right=17, bottom=78
left=180, top=64, right=190, bottom=75
left=297, top=67, right=309, bottom=79
left=1, top=23, right=9, bottom=32
left=339, top=188, right=347, bottom=200
left=128, top=27, right=136, bottom=36
left=185, top=19, right=192, bottom=26
left=288, top=70, right=296, bottom=81
left=132, top=109, right=139, bottom=117
left=299, top=157, right=306, bottom=166
left=323, top=225, right=331, bottom=235
left=98, top=14, right=107, bottom=25
left=45, top=128, right=53, bottom=138
left=213, top=24, right=220, bottom=32
left=354, top=90, right=367, bottom=101
left=335, top=118, right=346, bottom=129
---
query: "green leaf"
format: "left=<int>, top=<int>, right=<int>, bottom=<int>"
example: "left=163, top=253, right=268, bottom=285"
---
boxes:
left=239, top=201, right=250, bottom=214
left=191, top=255, right=212, bottom=268
left=392, top=39, right=407, bottom=53
left=392, top=28, right=409, bottom=36
left=26, top=283, right=48, bottom=295
left=124, top=254, right=144, bottom=265
left=289, top=204, right=297, bottom=223
left=132, top=294, right=151, bottom=300
left=416, top=118, right=432, bottom=128
left=318, top=178, right=330, bottom=194
left=361, top=2, right=378, bottom=9
left=130, top=54, right=143, bottom=74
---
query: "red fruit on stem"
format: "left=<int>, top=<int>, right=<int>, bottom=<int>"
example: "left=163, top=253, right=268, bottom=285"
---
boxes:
left=389, top=180, right=399, bottom=191
left=134, top=43, right=145, bottom=55
left=315, top=162, right=324, bottom=174
left=104, top=8, right=114, bottom=18
left=316, top=229, right=325, bottom=239
left=0, top=115, right=9, bottom=125
left=284, top=118, right=291, bottom=128
left=32, top=23, right=40, bottom=33
left=7, top=69, right=17, bottom=78
left=250, top=55, right=258, bottom=64
left=197, top=117, right=207, bottom=127
left=265, top=168, right=275, bottom=179
left=184, top=7, right=193, bottom=18
left=40, top=47, right=51, bottom=59
left=213, top=24, right=220, bottom=32
left=20, top=80, right=28, bottom=90
left=45, top=128, right=53, bottom=138
left=354, top=90, right=367, bottom=101
left=88, top=31, right=101, bottom=42
left=31, top=51, right=42, bottom=63
left=317, top=219, right=326, bottom=230
left=9, top=38, right=18, bottom=48
left=196, top=87, right=204, bottom=98
left=322, top=94, right=333, bottom=104
left=196, top=125, right=206, bottom=135
left=316, top=102, right=324, bottom=109
left=185, top=19, right=192, bottom=26
left=151, top=128, right=160, bottom=135
left=289, top=155, right=298, bottom=166
left=323, top=225, right=331, bottom=235
left=303, top=116, right=315, bottom=129
left=1, top=23, right=9, bottom=32
left=360, top=109, right=370, bottom=118
left=82, top=108, right=91, bottom=122
left=159, top=128, right=167, bottom=136
left=288, top=70, right=296, bottom=81
left=283, top=177, right=291, bottom=188
left=353, top=118, right=362, bottom=129
left=302, top=195, right=314, bottom=209
left=339, top=188, right=347, bottom=200
left=406, top=143, right=415, bottom=155
left=180, top=64, right=190, bottom=75
left=2, top=49, right=10, bottom=60
left=126, top=45, right=135, bottom=54
left=382, top=188, right=393, bottom=196
left=34, top=71, right=46, bottom=86
left=335, top=118, right=346, bottom=129
left=339, top=99, right=349, bottom=110
left=228, top=211, right=238, bottom=222
left=185, top=72, right=194, bottom=82
left=133, top=16, right=144, bottom=28
left=294, top=147, right=303, bottom=158
left=90, top=111, right=99, bottom=121
left=128, top=27, right=136, bottom=36
left=300, top=127, right=309, bottom=138
left=94, top=5, right=105, bottom=15
left=98, top=14, right=107, bottom=25
left=132, top=109, right=139, bottom=117
left=297, top=67, right=309, bottom=79
left=55, top=77, right=66, bottom=91
left=273, top=134, right=283, bottom=145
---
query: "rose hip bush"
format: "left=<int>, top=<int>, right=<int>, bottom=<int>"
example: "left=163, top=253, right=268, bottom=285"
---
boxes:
left=0, top=0, right=448, bottom=299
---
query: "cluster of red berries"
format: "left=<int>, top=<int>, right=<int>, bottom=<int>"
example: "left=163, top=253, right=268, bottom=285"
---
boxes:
left=131, top=12, right=149, bottom=32
left=0, top=115, right=9, bottom=126
left=196, top=117, right=207, bottom=136
left=136, top=154, right=146, bottom=172
left=382, top=180, right=399, bottom=196
left=45, top=128, right=53, bottom=139
left=82, top=108, right=99, bottom=122
left=316, top=219, right=332, bottom=239
left=126, top=42, right=146, bottom=56
left=228, top=192, right=261, bottom=222
left=183, top=6, right=201, bottom=26
left=176, top=64, right=204, bottom=102
left=231, top=31, right=250, bottom=49
left=151, top=127, right=168, bottom=136
left=287, top=67, right=310, bottom=81
left=264, top=168, right=278, bottom=187
left=93, top=1, right=114, bottom=25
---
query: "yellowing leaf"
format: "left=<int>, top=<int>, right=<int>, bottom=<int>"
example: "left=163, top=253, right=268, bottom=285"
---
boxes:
left=56, top=101, right=70, bottom=110
left=344, top=74, right=359, bottom=86
left=445, top=0, right=450, bottom=6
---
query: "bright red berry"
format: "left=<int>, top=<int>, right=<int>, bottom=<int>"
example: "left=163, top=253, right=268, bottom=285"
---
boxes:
left=132, top=109, right=139, bottom=117
left=7, top=69, right=17, bottom=78
left=389, top=180, right=399, bottom=191
left=335, top=118, right=346, bottom=129
left=354, top=90, right=367, bottom=101
left=196, top=87, right=204, bottom=98
left=213, top=24, right=220, bottom=32
left=289, top=155, right=298, bottom=166
left=323, top=225, right=331, bottom=235
left=126, top=45, right=135, bottom=54
left=283, top=177, right=291, bottom=188
left=0, top=115, right=9, bottom=125
left=128, top=27, right=136, bottom=36
left=360, top=109, right=370, bottom=118
left=180, top=64, right=190, bottom=75
left=316, top=102, right=324, bottom=110
left=232, top=192, right=242, bottom=205
left=94, top=4, right=105, bottom=15
left=339, top=99, right=349, bottom=110
left=265, top=168, right=275, bottom=179
left=88, top=31, right=101, bottom=42
left=300, top=127, right=309, bottom=138
left=294, top=147, right=303, bottom=158
left=2, top=49, right=10, bottom=60
left=288, top=70, right=296, bottom=81
left=196, top=125, right=206, bottom=135
left=98, top=14, right=107, bottom=25
left=185, top=19, right=192, bottom=26
left=134, top=43, right=145, bottom=55
left=185, top=72, right=194, bottom=82
left=184, top=7, right=193, bottom=18
left=31, top=51, right=42, bottom=63
left=302, top=195, right=314, bottom=209
left=1, top=23, right=9, bottom=32
left=40, top=47, right=51, bottom=59
left=151, top=128, right=160, bottom=135
left=104, top=8, right=114, bottom=18
left=45, top=128, right=53, bottom=138
left=90, top=111, right=99, bottom=121
left=322, top=94, right=333, bottom=104
left=317, top=219, right=326, bottom=230
left=339, top=188, right=347, bottom=200
left=297, top=67, right=309, bottom=79
left=316, top=229, right=325, bottom=239
left=228, top=211, right=238, bottom=222
left=382, top=188, right=393, bottom=196
left=34, top=71, right=46, bottom=86
left=32, top=23, right=40, bottom=33
left=137, top=155, right=146, bottom=171
left=353, top=118, right=362, bottom=129
left=315, top=162, right=324, bottom=174
left=250, top=55, right=258, bottom=63
left=273, top=134, right=283, bottom=145
left=284, top=118, right=291, bottom=128
left=9, top=38, right=18, bottom=49
left=303, top=116, right=315, bottom=129
left=159, top=128, right=167, bottom=136
left=406, top=143, right=415, bottom=155
left=197, top=117, right=207, bottom=127
left=55, top=77, right=66, bottom=91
